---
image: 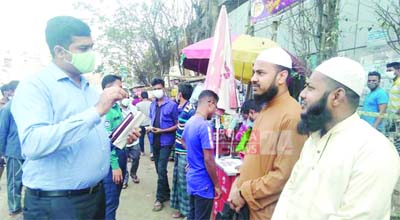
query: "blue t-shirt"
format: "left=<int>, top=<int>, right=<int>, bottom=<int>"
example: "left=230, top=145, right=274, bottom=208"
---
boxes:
left=184, top=114, right=215, bottom=199
left=361, top=87, right=389, bottom=129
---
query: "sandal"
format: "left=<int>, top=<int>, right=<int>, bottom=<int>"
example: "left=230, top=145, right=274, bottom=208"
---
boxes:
left=172, top=212, right=182, bottom=218
left=152, top=200, right=163, bottom=212
left=132, top=175, right=140, bottom=184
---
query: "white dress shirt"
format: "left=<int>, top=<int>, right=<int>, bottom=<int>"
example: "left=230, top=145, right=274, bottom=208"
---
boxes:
left=272, top=113, right=400, bottom=220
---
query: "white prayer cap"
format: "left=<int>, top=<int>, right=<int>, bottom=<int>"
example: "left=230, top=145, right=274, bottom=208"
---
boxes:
left=315, top=57, right=366, bottom=96
left=255, top=47, right=292, bottom=69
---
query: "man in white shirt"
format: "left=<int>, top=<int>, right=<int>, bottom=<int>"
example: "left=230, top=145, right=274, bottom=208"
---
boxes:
left=136, top=91, right=152, bottom=157
left=272, top=57, right=400, bottom=220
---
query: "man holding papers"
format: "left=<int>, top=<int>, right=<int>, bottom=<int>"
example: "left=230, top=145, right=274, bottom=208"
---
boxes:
left=11, top=16, right=140, bottom=220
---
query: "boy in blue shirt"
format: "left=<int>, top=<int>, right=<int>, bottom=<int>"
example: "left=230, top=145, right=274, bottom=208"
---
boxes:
left=183, top=90, right=221, bottom=220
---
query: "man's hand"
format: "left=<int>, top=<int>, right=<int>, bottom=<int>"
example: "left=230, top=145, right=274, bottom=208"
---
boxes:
left=185, top=164, right=189, bottom=172
left=127, top=129, right=141, bottom=145
left=112, top=168, right=123, bottom=185
left=228, top=185, right=246, bottom=212
left=95, top=87, right=127, bottom=116
left=151, top=127, right=163, bottom=134
left=145, top=126, right=153, bottom=132
left=214, top=185, right=222, bottom=200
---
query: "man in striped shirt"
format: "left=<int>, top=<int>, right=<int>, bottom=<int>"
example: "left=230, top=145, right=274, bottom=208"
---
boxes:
left=170, top=83, right=196, bottom=219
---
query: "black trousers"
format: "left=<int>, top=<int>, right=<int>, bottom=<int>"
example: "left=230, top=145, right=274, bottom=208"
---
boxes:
left=139, top=126, right=146, bottom=153
left=126, top=145, right=140, bottom=176
left=153, top=144, right=172, bottom=202
left=23, top=184, right=105, bottom=220
left=188, top=195, right=213, bottom=220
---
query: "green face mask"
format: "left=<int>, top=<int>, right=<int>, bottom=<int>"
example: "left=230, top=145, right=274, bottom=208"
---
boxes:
left=64, top=49, right=96, bottom=74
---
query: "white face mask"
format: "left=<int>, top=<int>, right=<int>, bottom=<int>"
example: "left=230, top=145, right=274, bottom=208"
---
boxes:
left=153, top=89, right=164, bottom=99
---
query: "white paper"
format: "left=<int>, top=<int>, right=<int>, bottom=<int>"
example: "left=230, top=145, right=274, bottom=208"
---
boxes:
left=112, top=111, right=146, bottom=149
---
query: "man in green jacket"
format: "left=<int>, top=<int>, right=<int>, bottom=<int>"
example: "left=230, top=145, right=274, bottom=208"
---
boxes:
left=102, top=74, right=127, bottom=220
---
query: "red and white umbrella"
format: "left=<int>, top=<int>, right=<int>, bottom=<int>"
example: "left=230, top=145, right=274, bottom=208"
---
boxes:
left=204, top=5, right=238, bottom=114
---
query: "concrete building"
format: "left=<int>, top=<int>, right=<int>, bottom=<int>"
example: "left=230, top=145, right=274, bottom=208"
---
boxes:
left=221, top=0, right=400, bottom=94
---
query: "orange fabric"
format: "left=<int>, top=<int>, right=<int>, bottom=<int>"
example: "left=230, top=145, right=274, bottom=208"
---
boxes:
left=236, top=91, right=307, bottom=220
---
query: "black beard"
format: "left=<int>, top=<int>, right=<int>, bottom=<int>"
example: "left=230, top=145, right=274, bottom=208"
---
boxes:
left=297, top=93, right=333, bottom=135
left=254, top=84, right=278, bottom=106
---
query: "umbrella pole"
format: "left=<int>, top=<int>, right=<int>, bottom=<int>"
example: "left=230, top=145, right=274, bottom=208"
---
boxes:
left=215, top=115, right=220, bottom=159
left=240, top=63, right=245, bottom=103
left=241, top=63, right=244, bottom=83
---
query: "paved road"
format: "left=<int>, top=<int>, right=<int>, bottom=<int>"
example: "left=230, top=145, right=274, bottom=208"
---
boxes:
left=0, top=144, right=179, bottom=220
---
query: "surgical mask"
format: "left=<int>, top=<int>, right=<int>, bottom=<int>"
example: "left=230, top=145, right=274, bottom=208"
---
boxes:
left=64, top=49, right=96, bottom=74
left=386, top=71, right=395, bottom=77
left=246, top=119, right=254, bottom=128
left=153, top=89, right=164, bottom=99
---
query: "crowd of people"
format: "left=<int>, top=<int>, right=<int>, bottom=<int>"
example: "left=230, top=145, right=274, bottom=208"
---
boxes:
left=1, top=15, right=400, bottom=220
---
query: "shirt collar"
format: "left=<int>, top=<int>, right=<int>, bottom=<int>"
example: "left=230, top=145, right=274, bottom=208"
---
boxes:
left=156, top=96, right=170, bottom=106
left=49, top=62, right=69, bottom=81
left=310, top=113, right=359, bottom=141
left=49, top=62, right=90, bottom=89
left=180, top=100, right=189, bottom=108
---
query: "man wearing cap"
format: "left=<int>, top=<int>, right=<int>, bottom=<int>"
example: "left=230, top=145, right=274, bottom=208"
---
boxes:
left=227, top=47, right=307, bottom=219
left=272, top=57, right=400, bottom=220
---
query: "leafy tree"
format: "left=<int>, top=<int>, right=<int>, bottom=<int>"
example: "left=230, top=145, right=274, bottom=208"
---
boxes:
left=286, top=0, right=341, bottom=68
left=75, top=0, right=195, bottom=85
left=375, top=0, right=400, bottom=54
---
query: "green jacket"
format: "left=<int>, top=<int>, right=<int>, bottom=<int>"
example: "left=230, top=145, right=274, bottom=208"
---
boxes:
left=105, top=104, right=124, bottom=170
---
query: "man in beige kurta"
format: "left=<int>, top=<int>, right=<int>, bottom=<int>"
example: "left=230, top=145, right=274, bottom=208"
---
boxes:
left=228, top=47, right=307, bottom=220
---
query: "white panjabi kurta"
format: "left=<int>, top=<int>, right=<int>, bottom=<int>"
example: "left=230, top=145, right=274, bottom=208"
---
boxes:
left=272, top=113, right=400, bottom=220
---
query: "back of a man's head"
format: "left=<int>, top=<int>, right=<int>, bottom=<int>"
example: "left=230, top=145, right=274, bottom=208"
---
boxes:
left=141, top=91, right=149, bottom=99
left=101, top=75, right=121, bottom=90
left=198, top=90, right=219, bottom=105
left=46, top=16, right=91, bottom=57
left=178, top=83, right=194, bottom=100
